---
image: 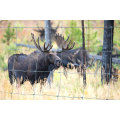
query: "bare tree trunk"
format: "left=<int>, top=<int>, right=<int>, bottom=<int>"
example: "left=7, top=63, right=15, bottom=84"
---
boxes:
left=82, top=20, right=86, bottom=86
left=101, top=20, right=114, bottom=84
left=45, top=20, right=53, bottom=87
left=45, top=20, right=51, bottom=46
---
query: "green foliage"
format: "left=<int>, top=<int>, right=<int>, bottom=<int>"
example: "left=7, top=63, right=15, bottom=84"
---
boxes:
left=65, top=20, right=99, bottom=54
left=5, top=43, right=19, bottom=55
left=113, top=28, right=120, bottom=48
left=86, top=20, right=100, bottom=54
left=112, top=28, right=120, bottom=69
left=112, top=63, right=120, bottom=70
left=0, top=54, right=7, bottom=70
left=65, top=20, right=82, bottom=48
left=0, top=43, right=19, bottom=70
left=2, top=23, right=16, bottom=45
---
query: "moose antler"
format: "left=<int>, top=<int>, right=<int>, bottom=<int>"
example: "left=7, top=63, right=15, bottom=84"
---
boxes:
left=31, top=33, right=53, bottom=52
left=34, top=28, right=44, bottom=33
left=55, top=33, right=75, bottom=52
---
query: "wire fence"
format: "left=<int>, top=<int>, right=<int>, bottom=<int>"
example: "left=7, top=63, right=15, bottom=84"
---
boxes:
left=0, top=26, right=120, bottom=100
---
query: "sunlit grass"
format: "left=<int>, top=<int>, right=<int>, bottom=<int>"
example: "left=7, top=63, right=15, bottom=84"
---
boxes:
left=1, top=20, right=120, bottom=100
left=0, top=66, right=120, bottom=100
left=1, top=41, right=120, bottom=100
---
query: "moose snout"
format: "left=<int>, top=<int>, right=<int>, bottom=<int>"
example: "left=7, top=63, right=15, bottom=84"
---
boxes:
left=55, top=60, right=61, bottom=68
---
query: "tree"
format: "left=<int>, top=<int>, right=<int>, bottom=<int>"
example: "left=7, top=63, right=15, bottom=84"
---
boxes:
left=82, top=20, right=86, bottom=86
left=45, top=20, right=51, bottom=45
left=2, top=23, right=16, bottom=45
left=45, top=20, right=53, bottom=87
left=101, top=20, right=114, bottom=84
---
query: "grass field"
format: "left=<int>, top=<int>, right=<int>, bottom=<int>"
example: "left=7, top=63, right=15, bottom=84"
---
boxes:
left=0, top=20, right=120, bottom=100
left=0, top=41, right=120, bottom=100
left=0, top=66, right=120, bottom=100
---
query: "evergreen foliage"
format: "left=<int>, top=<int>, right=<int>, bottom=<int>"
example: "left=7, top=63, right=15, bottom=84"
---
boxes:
left=2, top=23, right=16, bottom=45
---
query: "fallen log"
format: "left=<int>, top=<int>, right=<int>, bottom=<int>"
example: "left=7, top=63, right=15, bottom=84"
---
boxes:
left=15, top=43, right=120, bottom=64
left=15, top=43, right=36, bottom=48
left=89, top=54, right=120, bottom=64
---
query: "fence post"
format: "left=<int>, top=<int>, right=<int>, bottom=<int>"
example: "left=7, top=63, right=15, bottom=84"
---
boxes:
left=45, top=20, right=53, bottom=87
left=101, top=20, right=114, bottom=84
left=81, top=20, right=86, bottom=86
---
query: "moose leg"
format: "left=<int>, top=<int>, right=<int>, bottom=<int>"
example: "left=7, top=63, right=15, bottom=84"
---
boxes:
left=32, top=81, right=37, bottom=95
left=40, top=80, right=42, bottom=93
left=14, top=72, right=22, bottom=93
left=9, top=71, right=14, bottom=85
left=16, top=77, right=21, bottom=94
left=43, top=78, right=47, bottom=86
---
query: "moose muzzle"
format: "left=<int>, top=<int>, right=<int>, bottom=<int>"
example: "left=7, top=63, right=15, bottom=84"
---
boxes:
left=54, top=60, right=61, bottom=68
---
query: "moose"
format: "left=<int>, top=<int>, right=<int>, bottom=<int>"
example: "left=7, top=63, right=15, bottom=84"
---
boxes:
left=55, top=33, right=90, bottom=72
left=8, top=33, right=75, bottom=86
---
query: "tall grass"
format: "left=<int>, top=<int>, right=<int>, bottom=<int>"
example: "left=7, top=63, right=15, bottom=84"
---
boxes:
left=0, top=21, right=120, bottom=100
left=0, top=67, right=120, bottom=100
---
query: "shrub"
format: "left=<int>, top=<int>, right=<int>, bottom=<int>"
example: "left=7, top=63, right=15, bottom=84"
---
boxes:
left=65, top=20, right=82, bottom=48
left=5, top=43, right=19, bottom=55
left=64, top=20, right=99, bottom=54
left=2, top=23, right=16, bottom=45
left=0, top=54, right=7, bottom=70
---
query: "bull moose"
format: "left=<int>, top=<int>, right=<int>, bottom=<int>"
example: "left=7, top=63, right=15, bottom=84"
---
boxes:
left=55, top=33, right=90, bottom=71
left=8, top=33, right=75, bottom=86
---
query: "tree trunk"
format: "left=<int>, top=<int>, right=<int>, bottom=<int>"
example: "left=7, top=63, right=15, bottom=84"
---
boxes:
left=45, top=20, right=53, bottom=87
left=101, top=20, right=114, bottom=84
left=45, top=20, right=51, bottom=46
left=82, top=20, right=86, bottom=86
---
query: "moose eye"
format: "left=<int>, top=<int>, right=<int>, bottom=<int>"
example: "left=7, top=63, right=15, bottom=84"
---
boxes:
left=48, top=54, right=52, bottom=59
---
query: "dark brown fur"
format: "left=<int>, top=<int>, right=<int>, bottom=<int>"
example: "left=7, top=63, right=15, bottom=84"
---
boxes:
left=8, top=51, right=61, bottom=85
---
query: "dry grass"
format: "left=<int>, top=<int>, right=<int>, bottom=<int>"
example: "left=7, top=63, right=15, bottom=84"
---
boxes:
left=0, top=40, right=120, bottom=100
left=0, top=20, right=120, bottom=100
left=0, top=67, right=120, bottom=100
